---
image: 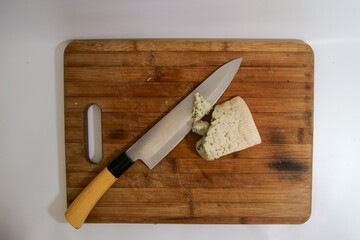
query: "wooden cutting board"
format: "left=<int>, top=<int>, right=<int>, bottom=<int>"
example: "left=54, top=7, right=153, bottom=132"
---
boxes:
left=64, top=40, right=313, bottom=224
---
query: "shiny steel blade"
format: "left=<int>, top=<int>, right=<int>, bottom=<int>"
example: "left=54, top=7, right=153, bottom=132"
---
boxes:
left=126, top=58, right=243, bottom=169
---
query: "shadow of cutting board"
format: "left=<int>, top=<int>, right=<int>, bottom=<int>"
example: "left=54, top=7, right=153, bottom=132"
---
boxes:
left=64, top=40, right=313, bottom=224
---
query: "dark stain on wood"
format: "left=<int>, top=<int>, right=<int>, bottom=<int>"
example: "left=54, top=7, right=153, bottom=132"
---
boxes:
left=297, top=128, right=305, bottom=143
left=268, top=156, right=308, bottom=173
left=149, top=52, right=155, bottom=66
left=169, top=158, right=178, bottom=173
left=270, top=129, right=285, bottom=144
left=223, top=42, right=230, bottom=51
left=201, top=170, right=211, bottom=183
left=240, top=217, right=249, bottom=224
left=155, top=66, right=162, bottom=81
left=108, top=129, right=126, bottom=139
left=279, top=174, right=302, bottom=180
left=144, top=173, right=150, bottom=187
left=133, top=41, right=138, bottom=51
left=304, top=111, right=312, bottom=118
left=303, top=111, right=312, bottom=126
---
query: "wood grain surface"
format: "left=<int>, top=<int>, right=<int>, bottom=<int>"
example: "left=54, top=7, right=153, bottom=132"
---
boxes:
left=64, top=40, right=314, bottom=224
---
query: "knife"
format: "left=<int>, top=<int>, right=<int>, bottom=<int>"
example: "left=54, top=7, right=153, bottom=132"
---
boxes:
left=65, top=57, right=243, bottom=229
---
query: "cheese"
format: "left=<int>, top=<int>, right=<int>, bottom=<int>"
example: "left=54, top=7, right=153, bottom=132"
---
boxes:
left=192, top=92, right=212, bottom=121
left=192, top=120, right=210, bottom=136
left=196, top=97, right=261, bottom=160
left=191, top=92, right=212, bottom=136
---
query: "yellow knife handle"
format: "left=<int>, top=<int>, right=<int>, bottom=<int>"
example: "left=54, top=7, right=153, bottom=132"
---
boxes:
left=65, top=152, right=134, bottom=229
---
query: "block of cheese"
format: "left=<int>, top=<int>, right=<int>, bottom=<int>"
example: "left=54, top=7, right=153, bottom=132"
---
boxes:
left=196, top=96, right=261, bottom=160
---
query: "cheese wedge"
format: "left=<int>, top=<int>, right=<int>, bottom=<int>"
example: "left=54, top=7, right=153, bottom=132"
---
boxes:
left=196, top=97, right=261, bottom=160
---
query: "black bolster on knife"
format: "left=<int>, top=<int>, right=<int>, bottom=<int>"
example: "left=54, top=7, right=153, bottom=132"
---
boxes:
left=107, top=152, right=134, bottom=178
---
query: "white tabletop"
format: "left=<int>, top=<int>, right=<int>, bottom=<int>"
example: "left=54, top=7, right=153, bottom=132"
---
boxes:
left=1, top=0, right=360, bottom=239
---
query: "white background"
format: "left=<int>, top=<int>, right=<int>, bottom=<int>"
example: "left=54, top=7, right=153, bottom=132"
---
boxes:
left=1, top=0, right=360, bottom=239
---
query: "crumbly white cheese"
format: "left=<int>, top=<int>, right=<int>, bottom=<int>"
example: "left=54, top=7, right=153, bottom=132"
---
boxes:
left=196, top=96, right=261, bottom=160
left=192, top=120, right=210, bottom=136
left=192, top=92, right=212, bottom=121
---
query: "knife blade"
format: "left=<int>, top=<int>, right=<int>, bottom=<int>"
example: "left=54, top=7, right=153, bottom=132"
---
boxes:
left=65, top=57, right=243, bottom=229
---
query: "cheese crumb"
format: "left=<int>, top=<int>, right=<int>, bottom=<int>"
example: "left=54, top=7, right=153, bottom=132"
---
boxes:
left=192, top=92, right=212, bottom=121
left=192, top=120, right=210, bottom=136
